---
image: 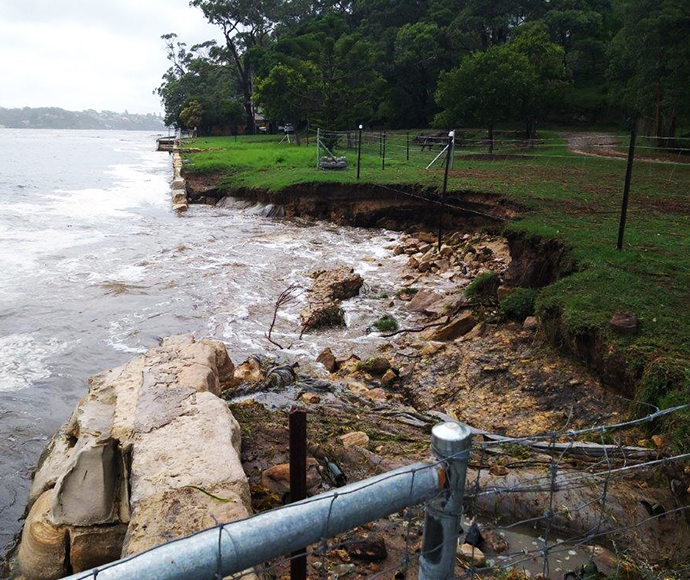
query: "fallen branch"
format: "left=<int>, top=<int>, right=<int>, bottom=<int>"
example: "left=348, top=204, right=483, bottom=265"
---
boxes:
left=265, top=283, right=302, bottom=349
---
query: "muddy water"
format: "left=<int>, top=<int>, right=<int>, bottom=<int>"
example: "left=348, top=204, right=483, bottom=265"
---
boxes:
left=0, top=129, right=414, bottom=556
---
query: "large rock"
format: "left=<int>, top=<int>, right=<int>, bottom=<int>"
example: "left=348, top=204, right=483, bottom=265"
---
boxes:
left=261, top=458, right=321, bottom=496
left=312, top=266, right=363, bottom=301
left=18, top=491, right=68, bottom=580
left=427, top=311, right=477, bottom=341
left=405, top=290, right=442, bottom=314
left=69, top=525, right=128, bottom=573
left=316, top=347, right=338, bottom=372
left=18, top=336, right=251, bottom=580
left=300, top=267, right=363, bottom=331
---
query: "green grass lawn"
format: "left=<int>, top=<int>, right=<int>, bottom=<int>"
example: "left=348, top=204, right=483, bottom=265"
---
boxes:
left=182, top=131, right=690, bottom=444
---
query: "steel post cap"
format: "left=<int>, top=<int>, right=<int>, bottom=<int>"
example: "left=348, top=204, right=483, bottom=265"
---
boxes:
left=431, top=422, right=471, bottom=457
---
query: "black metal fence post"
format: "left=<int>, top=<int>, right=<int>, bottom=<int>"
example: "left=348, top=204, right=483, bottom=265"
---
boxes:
left=617, top=123, right=638, bottom=250
left=289, top=408, right=307, bottom=580
left=437, top=132, right=454, bottom=251
left=357, top=125, right=363, bottom=180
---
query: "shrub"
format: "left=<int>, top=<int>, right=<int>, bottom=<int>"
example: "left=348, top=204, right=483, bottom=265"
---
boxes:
left=464, top=272, right=499, bottom=300
left=499, top=288, right=538, bottom=321
left=373, top=315, right=398, bottom=332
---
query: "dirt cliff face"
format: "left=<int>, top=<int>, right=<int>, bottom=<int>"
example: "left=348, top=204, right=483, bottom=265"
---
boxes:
left=184, top=175, right=519, bottom=231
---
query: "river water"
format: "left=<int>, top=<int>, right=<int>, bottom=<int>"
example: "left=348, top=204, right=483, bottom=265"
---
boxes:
left=0, top=129, right=411, bottom=556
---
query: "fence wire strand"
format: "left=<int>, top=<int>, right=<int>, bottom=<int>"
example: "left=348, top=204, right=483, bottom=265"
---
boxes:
left=64, top=401, right=690, bottom=580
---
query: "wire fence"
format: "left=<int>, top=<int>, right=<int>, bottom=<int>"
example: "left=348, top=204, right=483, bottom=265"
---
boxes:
left=62, top=403, right=690, bottom=580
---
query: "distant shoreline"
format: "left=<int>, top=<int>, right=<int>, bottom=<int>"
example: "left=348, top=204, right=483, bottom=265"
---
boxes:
left=0, top=106, right=165, bottom=132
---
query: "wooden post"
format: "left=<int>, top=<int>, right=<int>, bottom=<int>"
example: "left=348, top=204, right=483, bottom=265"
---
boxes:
left=438, top=132, right=454, bottom=251
left=357, top=125, right=363, bottom=180
left=407, top=132, right=410, bottom=162
left=617, top=123, right=637, bottom=250
left=289, top=408, right=307, bottom=580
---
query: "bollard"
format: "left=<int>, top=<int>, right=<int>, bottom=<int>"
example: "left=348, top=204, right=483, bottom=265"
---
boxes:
left=418, top=421, right=472, bottom=580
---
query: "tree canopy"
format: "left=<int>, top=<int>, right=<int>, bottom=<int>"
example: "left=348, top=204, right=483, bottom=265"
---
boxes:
left=154, top=0, right=690, bottom=136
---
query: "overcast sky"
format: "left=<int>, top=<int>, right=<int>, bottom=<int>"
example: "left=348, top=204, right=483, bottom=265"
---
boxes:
left=0, top=0, right=225, bottom=114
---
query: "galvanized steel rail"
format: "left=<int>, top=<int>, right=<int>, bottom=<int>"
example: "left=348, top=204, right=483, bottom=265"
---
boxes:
left=61, top=422, right=472, bottom=580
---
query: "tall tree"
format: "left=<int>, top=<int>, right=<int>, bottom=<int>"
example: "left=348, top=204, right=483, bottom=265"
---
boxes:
left=607, top=0, right=690, bottom=141
left=434, top=45, right=535, bottom=152
left=543, top=0, right=611, bottom=74
left=190, top=0, right=281, bottom=132
left=156, top=34, right=245, bottom=132
left=255, top=15, right=384, bottom=129
left=511, top=22, right=567, bottom=138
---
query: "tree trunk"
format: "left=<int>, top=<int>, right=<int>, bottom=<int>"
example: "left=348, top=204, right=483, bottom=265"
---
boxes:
left=487, top=123, right=494, bottom=155
left=654, top=84, right=662, bottom=147
left=525, top=118, right=537, bottom=140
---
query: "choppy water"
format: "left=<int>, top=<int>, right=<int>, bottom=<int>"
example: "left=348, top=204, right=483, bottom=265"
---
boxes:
left=0, top=129, right=411, bottom=556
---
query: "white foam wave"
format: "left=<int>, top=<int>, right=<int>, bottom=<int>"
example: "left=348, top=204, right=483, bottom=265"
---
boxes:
left=0, top=334, right=69, bottom=392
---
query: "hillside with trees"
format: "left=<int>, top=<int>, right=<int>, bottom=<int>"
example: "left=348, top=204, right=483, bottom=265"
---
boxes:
left=0, top=107, right=165, bottom=130
left=156, top=0, right=690, bottom=137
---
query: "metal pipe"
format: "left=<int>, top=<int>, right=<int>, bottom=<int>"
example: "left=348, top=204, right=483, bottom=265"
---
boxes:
left=419, top=421, right=472, bottom=580
left=62, top=460, right=445, bottom=580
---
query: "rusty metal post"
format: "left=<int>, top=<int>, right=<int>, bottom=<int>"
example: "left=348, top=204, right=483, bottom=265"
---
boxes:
left=418, top=421, right=472, bottom=580
left=289, top=408, right=307, bottom=580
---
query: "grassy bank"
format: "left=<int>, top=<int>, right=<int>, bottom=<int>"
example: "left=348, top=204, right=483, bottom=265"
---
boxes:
left=181, top=132, right=690, bottom=444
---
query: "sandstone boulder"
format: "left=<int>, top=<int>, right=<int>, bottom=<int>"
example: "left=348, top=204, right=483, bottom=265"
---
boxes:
left=405, top=290, right=442, bottom=314
left=261, top=458, right=321, bottom=496
left=316, top=347, right=338, bottom=372
left=313, top=266, right=363, bottom=301
left=18, top=337, right=251, bottom=580
left=427, top=311, right=476, bottom=341
left=69, top=525, right=128, bottom=573
left=18, top=491, right=67, bottom=580
left=339, top=432, right=370, bottom=448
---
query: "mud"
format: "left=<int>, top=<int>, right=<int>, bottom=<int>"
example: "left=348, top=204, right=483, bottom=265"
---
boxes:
left=185, top=176, right=521, bottom=232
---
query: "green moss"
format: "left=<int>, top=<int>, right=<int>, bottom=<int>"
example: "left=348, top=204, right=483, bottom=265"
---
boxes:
left=499, top=288, right=538, bottom=321
left=373, top=315, right=398, bottom=332
left=464, top=271, right=499, bottom=300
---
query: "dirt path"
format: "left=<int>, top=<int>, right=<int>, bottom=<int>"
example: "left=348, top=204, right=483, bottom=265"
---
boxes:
left=560, top=131, right=687, bottom=164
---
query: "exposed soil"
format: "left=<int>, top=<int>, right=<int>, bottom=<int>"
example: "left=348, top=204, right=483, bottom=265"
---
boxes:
left=185, top=175, right=521, bottom=232
left=213, top=227, right=690, bottom=578
left=561, top=131, right=690, bottom=165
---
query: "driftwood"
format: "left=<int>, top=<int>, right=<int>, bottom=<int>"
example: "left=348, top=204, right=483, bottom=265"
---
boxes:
left=265, top=284, right=303, bottom=349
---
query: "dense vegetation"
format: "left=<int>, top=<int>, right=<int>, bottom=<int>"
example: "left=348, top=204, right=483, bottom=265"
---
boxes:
left=157, top=0, right=690, bottom=137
